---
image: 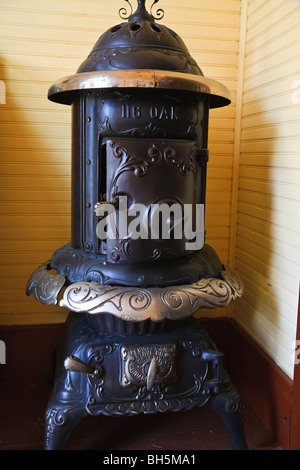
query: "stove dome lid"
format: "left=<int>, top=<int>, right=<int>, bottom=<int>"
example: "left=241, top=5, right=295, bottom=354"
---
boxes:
left=48, top=0, right=231, bottom=108
left=77, top=0, right=202, bottom=76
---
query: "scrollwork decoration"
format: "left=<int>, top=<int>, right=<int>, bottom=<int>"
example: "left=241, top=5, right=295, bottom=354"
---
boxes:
left=58, top=266, right=243, bottom=322
left=150, top=0, right=164, bottom=20
left=119, top=0, right=133, bottom=20
left=109, top=141, right=164, bottom=192
left=110, top=237, right=162, bottom=263
left=26, top=262, right=66, bottom=305
left=118, top=1, right=164, bottom=21
left=26, top=251, right=243, bottom=321
left=109, top=141, right=196, bottom=198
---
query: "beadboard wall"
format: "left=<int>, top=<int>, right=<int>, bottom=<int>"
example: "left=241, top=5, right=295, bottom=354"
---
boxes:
left=0, top=0, right=241, bottom=325
left=232, top=0, right=300, bottom=379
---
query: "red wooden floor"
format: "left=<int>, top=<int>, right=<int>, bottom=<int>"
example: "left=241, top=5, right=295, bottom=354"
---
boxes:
left=0, top=380, right=281, bottom=451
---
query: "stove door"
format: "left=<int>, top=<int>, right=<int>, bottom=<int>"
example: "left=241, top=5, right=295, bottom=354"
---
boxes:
left=97, top=138, right=203, bottom=263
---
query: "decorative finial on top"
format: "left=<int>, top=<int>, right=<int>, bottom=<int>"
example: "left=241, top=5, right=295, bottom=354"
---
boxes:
left=150, top=0, right=164, bottom=20
left=119, top=0, right=164, bottom=21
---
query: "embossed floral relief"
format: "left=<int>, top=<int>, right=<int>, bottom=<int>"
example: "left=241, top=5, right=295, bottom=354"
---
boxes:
left=108, top=140, right=196, bottom=194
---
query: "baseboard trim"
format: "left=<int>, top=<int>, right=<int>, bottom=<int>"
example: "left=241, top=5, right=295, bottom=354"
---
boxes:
left=226, top=319, right=292, bottom=450
left=0, top=316, right=293, bottom=449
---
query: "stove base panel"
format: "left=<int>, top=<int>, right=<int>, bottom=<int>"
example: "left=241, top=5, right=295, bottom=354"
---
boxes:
left=44, top=312, right=248, bottom=450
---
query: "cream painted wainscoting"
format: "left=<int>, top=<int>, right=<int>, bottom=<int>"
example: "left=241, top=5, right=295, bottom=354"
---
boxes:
left=0, top=0, right=241, bottom=324
left=232, top=0, right=300, bottom=379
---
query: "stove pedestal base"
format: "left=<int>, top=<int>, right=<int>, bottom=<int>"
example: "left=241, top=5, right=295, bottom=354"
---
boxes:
left=44, top=312, right=248, bottom=450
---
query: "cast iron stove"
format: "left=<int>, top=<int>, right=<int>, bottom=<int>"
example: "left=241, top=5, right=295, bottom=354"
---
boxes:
left=26, top=0, right=248, bottom=450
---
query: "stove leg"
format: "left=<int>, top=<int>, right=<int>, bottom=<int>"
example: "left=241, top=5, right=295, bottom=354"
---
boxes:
left=209, top=385, right=248, bottom=450
left=44, top=404, right=88, bottom=450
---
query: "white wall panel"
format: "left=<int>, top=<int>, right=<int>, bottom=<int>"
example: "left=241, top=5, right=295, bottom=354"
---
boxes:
left=233, top=0, right=300, bottom=378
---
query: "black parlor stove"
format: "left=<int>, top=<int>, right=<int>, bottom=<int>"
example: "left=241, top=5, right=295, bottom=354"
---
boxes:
left=27, top=0, right=248, bottom=450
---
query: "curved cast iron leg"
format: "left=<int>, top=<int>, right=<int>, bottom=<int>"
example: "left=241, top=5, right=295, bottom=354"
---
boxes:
left=208, top=386, right=248, bottom=450
left=44, top=403, right=88, bottom=450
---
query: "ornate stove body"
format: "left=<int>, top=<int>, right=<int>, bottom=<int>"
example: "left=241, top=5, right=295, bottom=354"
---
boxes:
left=26, top=0, right=247, bottom=450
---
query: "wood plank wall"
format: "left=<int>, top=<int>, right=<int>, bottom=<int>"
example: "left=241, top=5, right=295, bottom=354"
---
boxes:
left=0, top=0, right=241, bottom=325
left=233, top=0, right=300, bottom=379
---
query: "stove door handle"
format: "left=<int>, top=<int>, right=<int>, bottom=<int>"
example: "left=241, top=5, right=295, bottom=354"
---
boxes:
left=193, top=148, right=209, bottom=164
left=64, top=355, right=102, bottom=377
left=146, top=356, right=158, bottom=391
left=94, top=196, right=119, bottom=219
